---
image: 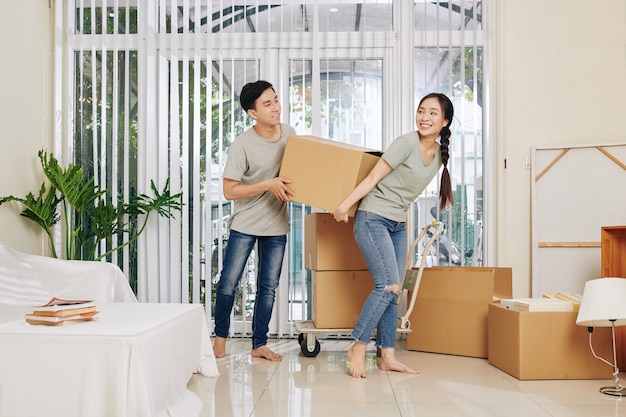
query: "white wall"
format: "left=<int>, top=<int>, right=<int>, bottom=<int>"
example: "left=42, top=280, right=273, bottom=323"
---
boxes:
left=494, top=0, right=626, bottom=296
left=0, top=2, right=52, bottom=254
left=2, top=1, right=625, bottom=298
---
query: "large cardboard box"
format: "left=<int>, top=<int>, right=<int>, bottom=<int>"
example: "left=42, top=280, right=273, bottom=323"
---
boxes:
left=488, top=303, right=613, bottom=380
left=405, top=267, right=512, bottom=358
left=312, top=270, right=374, bottom=329
left=304, top=213, right=367, bottom=271
left=279, top=135, right=382, bottom=216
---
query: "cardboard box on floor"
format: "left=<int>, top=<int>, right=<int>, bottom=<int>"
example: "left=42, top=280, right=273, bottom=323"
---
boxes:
left=312, top=270, right=374, bottom=329
left=304, top=213, right=367, bottom=271
left=279, top=135, right=382, bottom=216
left=405, top=266, right=512, bottom=358
left=488, top=302, right=613, bottom=380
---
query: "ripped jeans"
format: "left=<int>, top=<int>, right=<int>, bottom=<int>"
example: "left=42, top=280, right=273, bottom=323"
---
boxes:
left=352, top=210, right=406, bottom=348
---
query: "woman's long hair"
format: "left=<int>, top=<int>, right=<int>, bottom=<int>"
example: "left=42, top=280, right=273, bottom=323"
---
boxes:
left=419, top=93, right=454, bottom=210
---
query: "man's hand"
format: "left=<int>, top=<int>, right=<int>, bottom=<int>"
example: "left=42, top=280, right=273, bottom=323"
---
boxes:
left=267, top=177, right=295, bottom=202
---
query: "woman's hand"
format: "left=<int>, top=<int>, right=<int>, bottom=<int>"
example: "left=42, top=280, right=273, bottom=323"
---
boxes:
left=332, top=207, right=349, bottom=223
left=330, top=158, right=391, bottom=223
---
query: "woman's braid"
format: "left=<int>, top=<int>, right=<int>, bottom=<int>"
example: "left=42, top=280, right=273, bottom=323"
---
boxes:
left=439, top=125, right=454, bottom=210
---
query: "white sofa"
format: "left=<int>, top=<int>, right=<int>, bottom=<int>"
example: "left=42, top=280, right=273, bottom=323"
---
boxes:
left=0, top=242, right=137, bottom=322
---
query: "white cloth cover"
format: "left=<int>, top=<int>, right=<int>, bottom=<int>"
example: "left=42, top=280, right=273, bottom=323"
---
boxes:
left=0, top=243, right=219, bottom=417
left=0, top=303, right=219, bottom=417
left=0, top=241, right=137, bottom=308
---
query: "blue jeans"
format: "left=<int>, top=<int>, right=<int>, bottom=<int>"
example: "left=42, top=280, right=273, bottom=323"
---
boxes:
left=352, top=211, right=406, bottom=348
left=214, top=230, right=286, bottom=349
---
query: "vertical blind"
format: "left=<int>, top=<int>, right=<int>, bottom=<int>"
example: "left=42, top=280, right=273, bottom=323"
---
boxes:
left=54, top=0, right=485, bottom=338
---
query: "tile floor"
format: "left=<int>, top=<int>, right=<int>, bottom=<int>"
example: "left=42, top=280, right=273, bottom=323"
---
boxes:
left=188, top=338, right=626, bottom=417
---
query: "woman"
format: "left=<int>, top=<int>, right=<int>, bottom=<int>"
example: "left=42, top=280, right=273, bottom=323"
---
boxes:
left=332, top=93, right=454, bottom=378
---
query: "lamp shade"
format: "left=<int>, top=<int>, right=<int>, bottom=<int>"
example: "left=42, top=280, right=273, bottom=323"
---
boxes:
left=576, top=278, right=626, bottom=327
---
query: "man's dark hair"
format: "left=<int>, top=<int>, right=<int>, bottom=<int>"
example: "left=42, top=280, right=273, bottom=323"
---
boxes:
left=240, top=80, right=275, bottom=112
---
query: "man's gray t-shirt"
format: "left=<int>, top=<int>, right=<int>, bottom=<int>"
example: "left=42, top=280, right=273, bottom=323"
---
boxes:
left=222, top=123, right=296, bottom=236
left=358, top=131, right=442, bottom=222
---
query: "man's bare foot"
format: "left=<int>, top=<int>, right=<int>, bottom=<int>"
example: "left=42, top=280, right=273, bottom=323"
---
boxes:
left=347, top=341, right=368, bottom=378
left=213, top=336, right=227, bottom=358
left=377, top=348, right=420, bottom=375
left=251, top=345, right=283, bottom=362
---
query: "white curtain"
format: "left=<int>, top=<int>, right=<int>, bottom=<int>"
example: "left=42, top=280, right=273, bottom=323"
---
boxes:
left=54, top=0, right=486, bottom=338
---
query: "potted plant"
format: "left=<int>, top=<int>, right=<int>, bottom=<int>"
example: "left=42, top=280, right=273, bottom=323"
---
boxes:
left=0, top=149, right=182, bottom=261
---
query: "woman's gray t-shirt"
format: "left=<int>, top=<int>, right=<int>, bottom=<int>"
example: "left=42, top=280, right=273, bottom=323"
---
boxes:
left=358, top=131, right=442, bottom=222
left=222, top=123, right=296, bottom=236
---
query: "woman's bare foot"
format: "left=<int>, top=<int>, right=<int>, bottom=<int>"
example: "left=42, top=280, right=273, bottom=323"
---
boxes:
left=213, top=336, right=227, bottom=358
left=377, top=347, right=420, bottom=374
left=347, top=341, right=368, bottom=378
left=251, top=345, right=283, bottom=361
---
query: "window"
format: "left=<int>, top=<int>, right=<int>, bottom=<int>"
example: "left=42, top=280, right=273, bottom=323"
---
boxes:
left=55, top=1, right=486, bottom=338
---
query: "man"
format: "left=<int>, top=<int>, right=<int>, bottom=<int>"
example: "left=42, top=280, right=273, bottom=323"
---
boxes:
left=213, top=80, right=296, bottom=361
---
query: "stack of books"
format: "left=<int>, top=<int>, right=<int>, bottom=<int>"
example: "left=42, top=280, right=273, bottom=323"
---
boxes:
left=543, top=292, right=583, bottom=311
left=24, top=297, right=99, bottom=326
left=500, top=297, right=575, bottom=312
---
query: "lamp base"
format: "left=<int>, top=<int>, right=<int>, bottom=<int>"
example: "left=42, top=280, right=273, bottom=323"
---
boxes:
left=599, top=386, right=626, bottom=397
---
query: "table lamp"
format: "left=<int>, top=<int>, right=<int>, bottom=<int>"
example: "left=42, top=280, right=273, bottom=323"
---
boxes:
left=576, top=277, right=626, bottom=397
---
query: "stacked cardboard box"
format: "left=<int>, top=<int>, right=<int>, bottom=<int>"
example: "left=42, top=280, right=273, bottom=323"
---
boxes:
left=304, top=213, right=372, bottom=329
left=280, top=136, right=382, bottom=328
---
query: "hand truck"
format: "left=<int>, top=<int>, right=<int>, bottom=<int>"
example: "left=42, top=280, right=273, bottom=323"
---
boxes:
left=295, top=220, right=445, bottom=357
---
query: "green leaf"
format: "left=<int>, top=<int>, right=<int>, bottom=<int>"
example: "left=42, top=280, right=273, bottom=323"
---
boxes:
left=39, top=150, right=105, bottom=211
left=88, top=199, right=124, bottom=240
left=127, top=179, right=183, bottom=219
left=0, top=184, right=61, bottom=233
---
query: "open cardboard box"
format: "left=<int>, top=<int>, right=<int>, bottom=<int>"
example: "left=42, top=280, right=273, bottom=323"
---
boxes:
left=279, top=135, right=381, bottom=216
left=488, top=302, right=614, bottom=380
left=405, top=266, right=512, bottom=358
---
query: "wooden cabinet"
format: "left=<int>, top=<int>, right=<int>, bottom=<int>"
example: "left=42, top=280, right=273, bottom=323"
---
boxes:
left=601, top=226, right=626, bottom=369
